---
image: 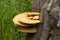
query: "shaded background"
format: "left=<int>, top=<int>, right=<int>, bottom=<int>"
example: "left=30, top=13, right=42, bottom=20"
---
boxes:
left=0, top=0, right=32, bottom=40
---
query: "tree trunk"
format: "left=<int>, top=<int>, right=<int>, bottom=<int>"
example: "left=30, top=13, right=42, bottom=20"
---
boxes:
left=26, top=0, right=60, bottom=40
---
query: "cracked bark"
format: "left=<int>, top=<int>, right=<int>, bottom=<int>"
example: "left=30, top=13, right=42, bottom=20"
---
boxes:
left=26, top=0, right=60, bottom=40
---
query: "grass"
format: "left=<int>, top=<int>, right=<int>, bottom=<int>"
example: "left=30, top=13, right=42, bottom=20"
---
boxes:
left=0, top=0, right=31, bottom=40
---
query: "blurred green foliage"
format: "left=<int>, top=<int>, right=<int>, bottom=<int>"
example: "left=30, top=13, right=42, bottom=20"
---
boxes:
left=0, top=0, right=32, bottom=40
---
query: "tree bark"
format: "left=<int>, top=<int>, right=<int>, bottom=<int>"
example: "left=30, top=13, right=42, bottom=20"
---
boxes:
left=26, top=0, right=60, bottom=40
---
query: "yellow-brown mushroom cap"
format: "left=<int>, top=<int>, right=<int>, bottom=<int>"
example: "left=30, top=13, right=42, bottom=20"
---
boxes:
left=18, top=12, right=40, bottom=24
